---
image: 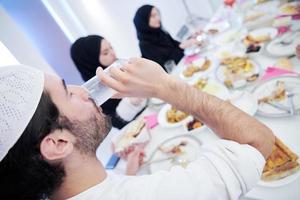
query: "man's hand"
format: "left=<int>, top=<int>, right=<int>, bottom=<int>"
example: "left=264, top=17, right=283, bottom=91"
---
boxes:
left=97, top=58, right=168, bottom=99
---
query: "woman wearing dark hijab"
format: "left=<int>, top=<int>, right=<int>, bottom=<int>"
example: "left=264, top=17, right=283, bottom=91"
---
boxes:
left=70, top=35, right=146, bottom=129
left=133, top=5, right=197, bottom=71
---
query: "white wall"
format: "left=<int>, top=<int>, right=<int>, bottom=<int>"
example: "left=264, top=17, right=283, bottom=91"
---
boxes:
left=0, top=0, right=219, bottom=84
left=0, top=5, right=55, bottom=73
left=44, top=0, right=215, bottom=59
left=0, top=41, right=19, bottom=67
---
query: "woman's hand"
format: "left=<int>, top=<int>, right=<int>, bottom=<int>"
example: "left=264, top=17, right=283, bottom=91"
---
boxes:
left=125, top=144, right=145, bottom=175
left=179, top=38, right=200, bottom=49
left=114, top=145, right=135, bottom=160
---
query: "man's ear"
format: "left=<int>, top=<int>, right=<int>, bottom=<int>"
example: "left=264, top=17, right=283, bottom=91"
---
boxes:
left=40, top=129, right=75, bottom=161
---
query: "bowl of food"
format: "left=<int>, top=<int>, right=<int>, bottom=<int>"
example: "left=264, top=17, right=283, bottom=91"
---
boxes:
left=158, top=104, right=192, bottom=128
left=184, top=118, right=206, bottom=134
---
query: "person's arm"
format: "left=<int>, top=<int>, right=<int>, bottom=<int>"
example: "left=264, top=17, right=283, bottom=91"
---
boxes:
left=97, top=58, right=274, bottom=159
left=179, top=38, right=199, bottom=49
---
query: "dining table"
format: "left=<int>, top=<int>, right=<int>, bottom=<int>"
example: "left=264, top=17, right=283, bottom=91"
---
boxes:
left=97, top=1, right=300, bottom=199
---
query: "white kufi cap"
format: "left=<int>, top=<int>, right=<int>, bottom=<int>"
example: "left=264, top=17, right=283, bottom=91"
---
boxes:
left=0, top=65, right=44, bottom=161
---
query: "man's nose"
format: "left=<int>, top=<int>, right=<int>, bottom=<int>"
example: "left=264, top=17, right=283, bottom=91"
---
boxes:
left=68, top=85, right=90, bottom=101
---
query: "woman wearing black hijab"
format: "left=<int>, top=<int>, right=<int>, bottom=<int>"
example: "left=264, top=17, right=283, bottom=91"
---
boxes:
left=133, top=5, right=197, bottom=70
left=70, top=35, right=146, bottom=129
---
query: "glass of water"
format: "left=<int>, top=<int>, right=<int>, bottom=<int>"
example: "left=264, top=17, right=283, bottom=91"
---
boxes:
left=82, top=59, right=127, bottom=107
left=164, top=60, right=176, bottom=74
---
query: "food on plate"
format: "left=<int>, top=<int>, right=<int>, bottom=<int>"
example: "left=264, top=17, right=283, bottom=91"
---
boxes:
left=183, top=58, right=211, bottom=77
left=207, top=29, right=219, bottom=35
left=221, top=57, right=253, bottom=73
left=256, top=0, right=267, bottom=4
left=246, top=73, right=259, bottom=82
left=275, top=58, right=293, bottom=70
left=272, top=16, right=292, bottom=27
left=258, top=81, right=286, bottom=104
left=243, top=34, right=271, bottom=45
left=221, top=57, right=259, bottom=88
left=280, top=3, right=300, bottom=15
left=186, top=118, right=204, bottom=131
left=159, top=140, right=188, bottom=155
left=246, top=44, right=261, bottom=53
left=166, top=107, right=189, bottom=123
left=193, top=77, right=208, bottom=90
left=224, top=79, right=233, bottom=88
left=244, top=12, right=265, bottom=22
left=262, top=137, right=300, bottom=181
left=114, top=119, right=146, bottom=152
left=183, top=65, right=200, bottom=77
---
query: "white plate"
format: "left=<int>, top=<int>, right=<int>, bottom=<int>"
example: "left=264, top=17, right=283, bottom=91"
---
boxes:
left=188, top=78, right=230, bottom=100
left=252, top=76, right=300, bottom=117
left=258, top=170, right=300, bottom=188
left=179, top=56, right=219, bottom=81
left=248, top=27, right=278, bottom=41
left=216, top=58, right=261, bottom=89
left=265, top=31, right=300, bottom=57
left=149, top=97, right=165, bottom=106
left=229, top=91, right=258, bottom=116
left=245, top=11, right=276, bottom=30
left=253, top=1, right=280, bottom=13
left=148, top=135, right=202, bottom=174
left=204, top=20, right=230, bottom=33
left=214, top=28, right=247, bottom=46
left=111, top=120, right=150, bottom=153
left=291, top=20, right=300, bottom=32
left=214, top=43, right=246, bottom=60
left=158, top=104, right=192, bottom=128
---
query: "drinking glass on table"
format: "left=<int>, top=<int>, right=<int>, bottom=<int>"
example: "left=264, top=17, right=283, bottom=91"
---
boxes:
left=164, top=60, right=176, bottom=74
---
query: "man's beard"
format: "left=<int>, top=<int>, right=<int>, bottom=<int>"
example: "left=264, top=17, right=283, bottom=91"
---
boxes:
left=60, top=101, right=112, bottom=155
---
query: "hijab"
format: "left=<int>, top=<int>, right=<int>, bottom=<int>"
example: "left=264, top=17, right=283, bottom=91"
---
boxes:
left=70, top=35, right=129, bottom=129
left=70, top=35, right=104, bottom=82
left=133, top=5, right=184, bottom=68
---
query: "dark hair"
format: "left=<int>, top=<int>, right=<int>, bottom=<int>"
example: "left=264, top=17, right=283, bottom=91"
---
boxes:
left=70, top=35, right=104, bottom=81
left=0, top=92, right=65, bottom=200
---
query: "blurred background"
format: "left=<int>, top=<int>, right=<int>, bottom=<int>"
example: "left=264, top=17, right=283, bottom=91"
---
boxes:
left=0, top=0, right=221, bottom=84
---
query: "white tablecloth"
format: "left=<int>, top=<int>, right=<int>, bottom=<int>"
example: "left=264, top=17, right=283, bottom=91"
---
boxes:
left=98, top=1, right=300, bottom=199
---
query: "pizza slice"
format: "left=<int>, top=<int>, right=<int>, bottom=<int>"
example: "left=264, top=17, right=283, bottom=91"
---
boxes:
left=262, top=137, right=300, bottom=181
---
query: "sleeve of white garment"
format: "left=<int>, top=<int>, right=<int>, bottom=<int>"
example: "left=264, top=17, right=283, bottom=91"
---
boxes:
left=116, top=98, right=146, bottom=121
left=125, top=139, right=266, bottom=200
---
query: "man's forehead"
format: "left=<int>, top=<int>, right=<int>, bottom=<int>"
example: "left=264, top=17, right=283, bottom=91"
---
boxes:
left=44, top=73, right=65, bottom=96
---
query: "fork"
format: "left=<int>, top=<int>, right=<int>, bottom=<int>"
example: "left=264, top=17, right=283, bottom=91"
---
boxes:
left=286, top=91, right=296, bottom=115
left=279, top=31, right=300, bottom=46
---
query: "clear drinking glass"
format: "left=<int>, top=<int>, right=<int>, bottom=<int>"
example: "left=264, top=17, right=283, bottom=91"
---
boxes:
left=164, top=60, right=176, bottom=74
left=82, top=59, right=127, bottom=107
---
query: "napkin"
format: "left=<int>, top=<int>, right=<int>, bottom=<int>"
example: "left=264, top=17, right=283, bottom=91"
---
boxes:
left=184, top=54, right=201, bottom=64
left=262, top=67, right=299, bottom=81
left=276, top=13, right=300, bottom=20
left=144, top=113, right=158, bottom=129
